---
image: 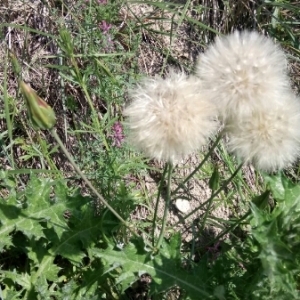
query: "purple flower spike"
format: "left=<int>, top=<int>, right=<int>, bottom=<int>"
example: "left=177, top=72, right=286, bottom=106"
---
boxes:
left=100, top=20, right=112, bottom=34
left=110, top=121, right=125, bottom=148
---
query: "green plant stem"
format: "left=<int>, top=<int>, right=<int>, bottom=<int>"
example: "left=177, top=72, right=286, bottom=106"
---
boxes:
left=50, top=128, right=126, bottom=225
left=210, top=210, right=252, bottom=246
left=81, top=83, right=110, bottom=152
left=69, top=56, right=110, bottom=152
left=3, top=50, right=14, bottom=169
left=172, top=133, right=223, bottom=195
left=156, top=162, right=173, bottom=249
left=160, top=0, right=191, bottom=75
left=36, top=131, right=61, bottom=175
left=58, top=50, right=68, bottom=143
left=174, top=162, right=244, bottom=227
left=152, top=163, right=168, bottom=247
left=198, top=189, right=216, bottom=236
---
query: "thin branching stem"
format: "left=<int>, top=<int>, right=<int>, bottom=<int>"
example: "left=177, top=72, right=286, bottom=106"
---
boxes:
left=174, top=162, right=244, bottom=227
left=211, top=210, right=252, bottom=245
left=172, top=132, right=223, bottom=196
left=152, top=163, right=168, bottom=247
left=70, top=56, right=110, bottom=152
left=36, top=131, right=60, bottom=175
left=3, top=50, right=14, bottom=169
left=156, top=162, right=173, bottom=249
left=50, top=128, right=126, bottom=225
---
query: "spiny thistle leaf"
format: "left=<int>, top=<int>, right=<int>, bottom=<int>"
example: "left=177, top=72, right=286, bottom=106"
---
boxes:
left=1, top=270, right=31, bottom=290
left=251, top=174, right=300, bottom=298
left=264, top=173, right=286, bottom=201
left=0, top=175, right=66, bottom=246
left=0, top=175, right=112, bottom=297
left=90, top=234, right=212, bottom=298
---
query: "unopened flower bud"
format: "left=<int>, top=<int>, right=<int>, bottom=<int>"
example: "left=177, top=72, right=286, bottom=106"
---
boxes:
left=9, top=51, right=22, bottom=79
left=19, top=81, right=56, bottom=130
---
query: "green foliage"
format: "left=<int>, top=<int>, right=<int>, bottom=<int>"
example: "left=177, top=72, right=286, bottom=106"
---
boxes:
left=2, top=174, right=300, bottom=299
left=1, top=0, right=300, bottom=299
left=0, top=175, right=212, bottom=299
left=249, top=174, right=300, bottom=299
left=91, top=234, right=213, bottom=298
left=0, top=175, right=122, bottom=298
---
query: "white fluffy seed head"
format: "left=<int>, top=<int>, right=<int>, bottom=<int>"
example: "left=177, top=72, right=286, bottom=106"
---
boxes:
left=226, top=93, right=300, bottom=172
left=196, top=31, right=290, bottom=121
left=124, top=70, right=218, bottom=162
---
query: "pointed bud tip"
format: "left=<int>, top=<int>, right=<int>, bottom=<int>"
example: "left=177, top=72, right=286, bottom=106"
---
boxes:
left=19, top=81, right=56, bottom=130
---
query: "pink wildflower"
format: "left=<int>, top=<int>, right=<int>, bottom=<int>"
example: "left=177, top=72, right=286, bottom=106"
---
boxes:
left=110, top=121, right=125, bottom=147
left=100, top=21, right=112, bottom=34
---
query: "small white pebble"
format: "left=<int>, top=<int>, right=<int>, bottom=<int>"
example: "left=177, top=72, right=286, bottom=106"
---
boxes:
left=175, top=199, right=190, bottom=213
